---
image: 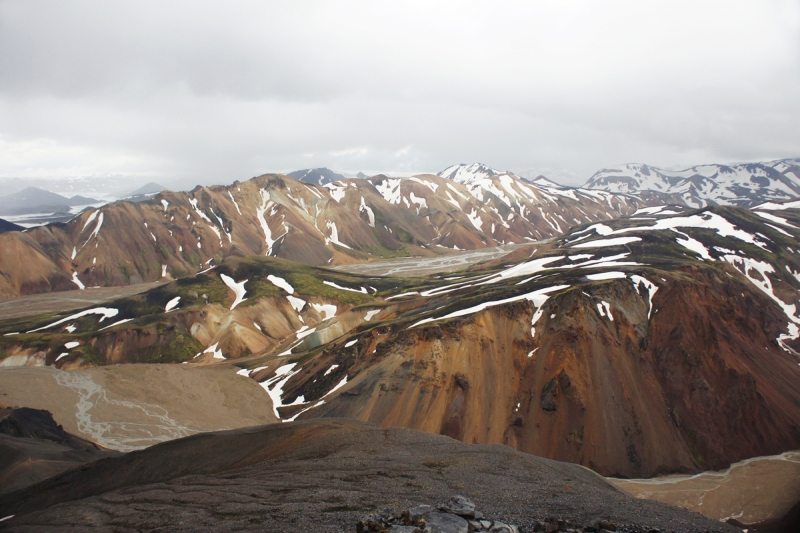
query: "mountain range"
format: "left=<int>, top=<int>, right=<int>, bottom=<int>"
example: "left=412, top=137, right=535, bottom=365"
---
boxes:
left=2, top=159, right=799, bottom=299
left=584, top=158, right=800, bottom=207
left=0, top=165, right=645, bottom=298
left=0, top=187, right=99, bottom=215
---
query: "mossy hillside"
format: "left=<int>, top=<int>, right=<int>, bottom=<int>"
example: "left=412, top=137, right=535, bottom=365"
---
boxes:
left=123, top=331, right=203, bottom=364
left=222, top=256, right=417, bottom=306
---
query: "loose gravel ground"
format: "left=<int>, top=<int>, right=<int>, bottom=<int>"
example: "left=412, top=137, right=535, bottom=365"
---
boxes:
left=0, top=419, right=738, bottom=532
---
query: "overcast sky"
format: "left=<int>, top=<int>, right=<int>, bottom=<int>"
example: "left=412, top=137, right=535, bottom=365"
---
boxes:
left=1, top=1, right=799, bottom=187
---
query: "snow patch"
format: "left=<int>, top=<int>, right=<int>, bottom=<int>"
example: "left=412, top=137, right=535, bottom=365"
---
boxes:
left=164, top=296, right=181, bottom=312
left=325, top=220, right=351, bottom=249
left=572, top=237, right=641, bottom=248
left=359, top=197, right=375, bottom=227
left=28, top=308, right=119, bottom=333
left=267, top=275, right=294, bottom=294
left=220, top=274, right=248, bottom=309
left=287, top=295, right=306, bottom=312
left=412, top=285, right=569, bottom=329
left=586, top=271, right=627, bottom=280
left=630, top=275, right=658, bottom=319
left=311, top=303, right=337, bottom=320
left=323, top=281, right=367, bottom=293
left=203, top=342, right=225, bottom=359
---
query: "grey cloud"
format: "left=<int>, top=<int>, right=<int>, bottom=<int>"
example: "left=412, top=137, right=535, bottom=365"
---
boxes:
left=0, top=0, right=799, bottom=187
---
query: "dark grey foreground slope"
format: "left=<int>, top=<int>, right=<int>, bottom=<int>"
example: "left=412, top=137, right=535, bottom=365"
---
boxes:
left=0, top=419, right=736, bottom=532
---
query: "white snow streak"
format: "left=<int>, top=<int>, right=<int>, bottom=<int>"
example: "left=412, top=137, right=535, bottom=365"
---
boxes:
left=220, top=274, right=248, bottom=309
left=164, top=296, right=181, bottom=312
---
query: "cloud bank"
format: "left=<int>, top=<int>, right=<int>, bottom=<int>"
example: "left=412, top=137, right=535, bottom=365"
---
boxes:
left=1, top=0, right=798, bottom=186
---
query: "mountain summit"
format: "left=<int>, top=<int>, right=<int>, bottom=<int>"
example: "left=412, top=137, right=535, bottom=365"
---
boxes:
left=287, top=167, right=346, bottom=185
left=437, top=163, right=503, bottom=184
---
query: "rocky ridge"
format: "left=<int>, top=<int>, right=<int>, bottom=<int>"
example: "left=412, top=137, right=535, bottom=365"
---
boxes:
left=0, top=419, right=738, bottom=532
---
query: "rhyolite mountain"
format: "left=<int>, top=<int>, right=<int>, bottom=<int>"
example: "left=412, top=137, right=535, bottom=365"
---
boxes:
left=584, top=158, right=800, bottom=208
left=3, top=201, right=800, bottom=478
left=0, top=170, right=645, bottom=298
left=9, top=159, right=798, bottom=299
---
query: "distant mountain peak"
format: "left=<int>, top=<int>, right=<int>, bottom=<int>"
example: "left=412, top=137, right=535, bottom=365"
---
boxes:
left=437, top=163, right=506, bottom=184
left=287, top=168, right=346, bottom=185
left=126, top=182, right=168, bottom=197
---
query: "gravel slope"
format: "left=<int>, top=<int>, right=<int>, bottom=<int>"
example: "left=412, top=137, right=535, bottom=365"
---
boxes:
left=0, top=419, right=738, bottom=532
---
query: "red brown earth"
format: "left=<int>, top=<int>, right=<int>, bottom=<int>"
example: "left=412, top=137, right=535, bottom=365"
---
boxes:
left=288, top=266, right=800, bottom=478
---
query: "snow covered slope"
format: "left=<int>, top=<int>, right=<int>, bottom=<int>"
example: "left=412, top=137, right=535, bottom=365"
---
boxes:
left=584, top=159, right=800, bottom=208
left=438, top=163, right=502, bottom=184
left=435, top=163, right=641, bottom=237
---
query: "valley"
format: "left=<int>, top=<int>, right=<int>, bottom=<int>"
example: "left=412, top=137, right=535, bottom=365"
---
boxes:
left=611, top=451, right=800, bottom=530
left=334, top=243, right=524, bottom=276
left=0, top=281, right=165, bottom=321
left=0, top=365, right=277, bottom=451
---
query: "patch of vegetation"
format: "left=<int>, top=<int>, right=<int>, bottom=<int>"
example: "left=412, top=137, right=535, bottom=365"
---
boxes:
left=71, top=343, right=104, bottom=366
left=169, top=266, right=188, bottom=279
left=225, top=256, right=391, bottom=306
left=118, top=264, right=131, bottom=283
left=395, top=226, right=414, bottom=244
left=173, top=273, right=229, bottom=305
left=240, top=278, right=282, bottom=303
left=684, top=428, right=706, bottom=467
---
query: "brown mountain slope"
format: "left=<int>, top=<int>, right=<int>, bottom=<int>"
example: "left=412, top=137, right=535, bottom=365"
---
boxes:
left=287, top=266, right=800, bottom=477
left=4, top=205, right=799, bottom=479
left=0, top=171, right=646, bottom=298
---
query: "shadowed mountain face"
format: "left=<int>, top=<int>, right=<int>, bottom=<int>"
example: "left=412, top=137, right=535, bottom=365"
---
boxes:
left=0, top=407, right=120, bottom=494
left=0, top=171, right=645, bottom=298
left=3, top=203, right=800, bottom=478
left=0, top=218, right=23, bottom=234
left=0, top=419, right=738, bottom=532
left=287, top=167, right=347, bottom=185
